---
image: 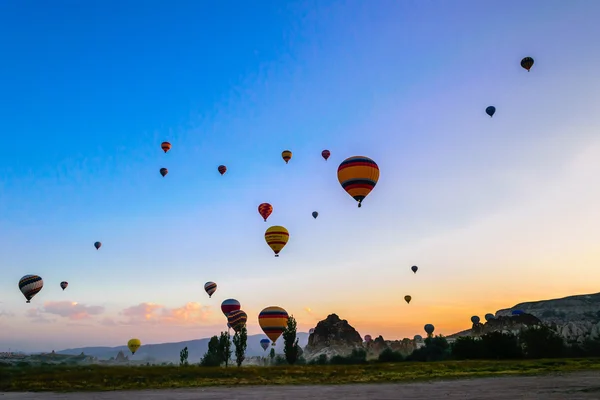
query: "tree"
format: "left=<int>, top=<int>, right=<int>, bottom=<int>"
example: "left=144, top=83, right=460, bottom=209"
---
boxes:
left=481, top=331, right=522, bottom=359
left=200, top=336, right=221, bottom=367
left=269, top=347, right=275, bottom=364
left=407, top=335, right=450, bottom=362
left=520, top=325, right=565, bottom=358
left=179, top=346, right=189, bottom=366
left=282, top=315, right=301, bottom=365
left=218, top=331, right=232, bottom=367
left=451, top=336, right=483, bottom=360
left=232, top=326, right=248, bottom=367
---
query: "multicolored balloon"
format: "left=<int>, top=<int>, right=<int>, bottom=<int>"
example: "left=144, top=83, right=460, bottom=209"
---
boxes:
left=485, top=106, right=496, bottom=117
left=258, top=203, right=273, bottom=222
left=282, top=150, right=292, bottom=164
left=94, top=241, right=102, bottom=250
left=312, top=211, right=318, bottom=219
left=221, top=299, right=241, bottom=317
left=260, top=338, right=270, bottom=351
left=60, top=281, right=68, bottom=291
left=19, top=275, right=43, bottom=303
left=204, top=282, right=217, bottom=298
left=265, top=225, right=289, bottom=257
left=521, top=56, right=534, bottom=71
left=337, top=156, right=380, bottom=207
left=424, top=323, right=435, bottom=336
left=411, top=265, right=418, bottom=274
left=321, top=150, right=330, bottom=161
left=160, top=168, right=168, bottom=177
left=161, top=142, right=172, bottom=153
left=218, top=165, right=227, bottom=175
left=258, top=306, right=289, bottom=345
left=227, top=310, right=248, bottom=332
left=404, top=295, right=412, bottom=304
left=127, top=338, right=141, bottom=355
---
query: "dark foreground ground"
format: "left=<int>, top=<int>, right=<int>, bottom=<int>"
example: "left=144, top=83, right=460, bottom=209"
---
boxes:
left=1, top=371, right=599, bottom=399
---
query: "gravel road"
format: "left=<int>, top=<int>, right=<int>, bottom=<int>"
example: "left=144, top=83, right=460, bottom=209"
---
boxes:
left=1, top=371, right=599, bottom=399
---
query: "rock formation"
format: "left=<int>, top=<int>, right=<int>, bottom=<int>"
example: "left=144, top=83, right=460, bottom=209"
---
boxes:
left=303, top=314, right=363, bottom=361
left=366, top=335, right=418, bottom=359
left=115, top=350, right=129, bottom=362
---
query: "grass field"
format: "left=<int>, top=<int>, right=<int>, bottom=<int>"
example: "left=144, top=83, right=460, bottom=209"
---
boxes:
left=1, top=358, right=600, bottom=392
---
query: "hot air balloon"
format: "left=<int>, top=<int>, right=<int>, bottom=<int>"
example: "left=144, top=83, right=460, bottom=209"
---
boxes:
left=411, top=265, right=418, bottom=274
left=309, top=328, right=315, bottom=335
left=227, top=322, right=232, bottom=330
left=265, top=225, right=289, bottom=257
left=512, top=310, right=524, bottom=316
left=258, top=306, right=289, bottom=345
left=94, top=241, right=102, bottom=250
left=485, top=106, right=496, bottom=117
left=127, top=338, right=141, bottom=355
left=424, top=324, right=435, bottom=337
left=364, top=335, right=372, bottom=343
left=520, top=56, right=534, bottom=71
left=260, top=338, right=270, bottom=351
left=484, top=313, right=495, bottom=322
left=337, top=156, right=379, bottom=208
left=321, top=150, right=330, bottom=161
left=282, top=150, right=292, bottom=164
left=160, top=168, right=168, bottom=177
left=19, top=275, right=43, bottom=303
left=414, top=334, right=423, bottom=341
left=161, top=142, right=172, bottom=153
left=312, top=211, right=318, bottom=219
left=221, top=299, right=241, bottom=317
left=404, top=295, right=412, bottom=304
left=471, top=316, right=480, bottom=324
left=218, top=165, right=227, bottom=175
left=60, top=281, right=68, bottom=291
left=227, top=310, right=248, bottom=332
left=258, top=203, right=273, bottom=222
left=204, top=282, right=217, bottom=298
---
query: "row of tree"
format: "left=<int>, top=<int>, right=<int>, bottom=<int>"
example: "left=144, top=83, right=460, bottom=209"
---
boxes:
left=186, top=321, right=600, bottom=367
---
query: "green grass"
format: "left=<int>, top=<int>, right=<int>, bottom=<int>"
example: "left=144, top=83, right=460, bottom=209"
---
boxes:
left=1, top=358, right=599, bottom=392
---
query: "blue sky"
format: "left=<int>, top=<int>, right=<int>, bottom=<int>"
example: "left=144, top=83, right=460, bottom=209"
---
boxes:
left=1, top=0, right=600, bottom=352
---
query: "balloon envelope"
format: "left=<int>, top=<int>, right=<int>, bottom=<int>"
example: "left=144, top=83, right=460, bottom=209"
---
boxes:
left=128, top=338, right=141, bottom=355
left=260, top=338, right=270, bottom=351
left=19, top=275, right=43, bottom=303
left=221, top=299, right=241, bottom=317
left=258, top=203, right=273, bottom=222
left=282, top=150, right=292, bottom=164
left=94, top=241, right=102, bottom=250
left=218, top=165, right=227, bottom=175
left=160, top=168, right=168, bottom=177
left=471, top=316, right=480, bottom=324
left=258, top=306, right=289, bottom=345
left=60, top=281, right=68, bottom=291
left=312, top=211, right=318, bottom=219
left=484, top=313, right=495, bottom=322
left=485, top=106, right=496, bottom=117
left=414, top=335, right=423, bottom=341
left=265, top=225, right=289, bottom=257
left=512, top=310, right=524, bottom=315
left=227, top=310, right=248, bottom=332
left=204, top=282, right=217, bottom=298
left=404, top=295, right=412, bottom=304
left=337, top=156, right=379, bottom=207
left=520, top=56, right=534, bottom=71
left=161, top=142, right=171, bottom=153
left=364, top=334, right=372, bottom=342
left=411, top=265, right=418, bottom=273
left=321, top=150, right=330, bottom=161
left=424, top=324, right=435, bottom=335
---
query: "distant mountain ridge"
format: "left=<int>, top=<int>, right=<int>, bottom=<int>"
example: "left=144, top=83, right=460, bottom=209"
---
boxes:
left=57, top=333, right=309, bottom=364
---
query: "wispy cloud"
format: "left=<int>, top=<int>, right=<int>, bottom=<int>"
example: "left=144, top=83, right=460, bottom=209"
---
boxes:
left=0, top=310, right=15, bottom=318
left=26, top=309, right=54, bottom=324
left=118, top=302, right=212, bottom=326
left=43, top=301, right=105, bottom=320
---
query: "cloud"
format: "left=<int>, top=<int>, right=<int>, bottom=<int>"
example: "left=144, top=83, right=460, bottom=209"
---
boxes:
left=304, top=307, right=313, bottom=315
left=119, top=302, right=212, bottom=325
left=43, top=301, right=105, bottom=320
left=26, top=309, right=54, bottom=324
left=0, top=310, right=15, bottom=318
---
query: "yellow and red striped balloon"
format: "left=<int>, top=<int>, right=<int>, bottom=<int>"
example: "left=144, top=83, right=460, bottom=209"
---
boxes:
left=227, top=310, right=248, bottom=332
left=265, top=226, right=289, bottom=257
left=258, top=306, right=289, bottom=345
left=337, top=156, right=379, bottom=207
left=258, top=203, right=273, bottom=222
left=281, top=150, right=292, bottom=164
left=161, top=142, right=171, bottom=153
left=218, top=165, right=227, bottom=175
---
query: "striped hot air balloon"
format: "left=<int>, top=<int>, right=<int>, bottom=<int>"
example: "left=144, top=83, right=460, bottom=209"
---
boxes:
left=258, top=203, right=273, bottom=222
left=60, top=281, right=68, bottom=291
left=260, top=338, right=270, bottom=351
left=281, top=150, right=292, bottom=164
left=265, top=226, right=289, bottom=257
left=204, top=282, right=217, bottom=298
left=321, top=149, right=330, bottom=161
left=337, top=156, right=380, bottom=208
left=221, top=299, right=241, bottom=317
left=161, top=142, right=172, bottom=153
left=19, top=275, right=43, bottom=303
left=160, top=168, right=168, bottom=177
left=218, top=165, right=227, bottom=175
left=258, top=306, right=289, bottom=345
left=227, top=310, right=247, bottom=332
left=520, top=56, right=534, bottom=71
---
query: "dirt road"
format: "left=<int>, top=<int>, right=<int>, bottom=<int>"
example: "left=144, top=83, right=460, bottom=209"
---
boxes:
left=1, top=371, right=599, bottom=399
